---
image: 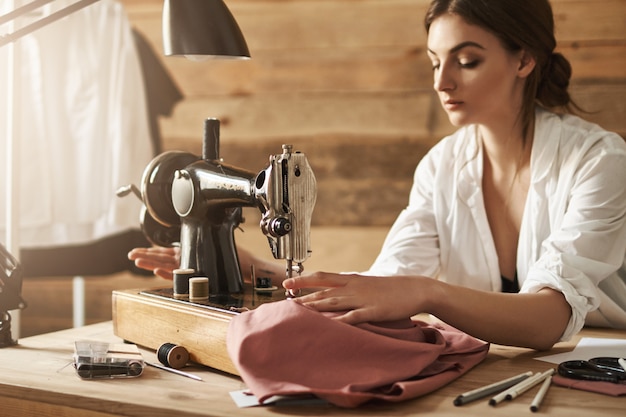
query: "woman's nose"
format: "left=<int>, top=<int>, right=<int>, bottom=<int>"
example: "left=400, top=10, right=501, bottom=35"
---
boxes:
left=433, top=64, right=455, bottom=92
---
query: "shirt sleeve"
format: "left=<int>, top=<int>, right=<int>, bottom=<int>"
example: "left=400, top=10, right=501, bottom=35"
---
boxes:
left=521, top=131, right=626, bottom=341
left=363, top=143, right=443, bottom=278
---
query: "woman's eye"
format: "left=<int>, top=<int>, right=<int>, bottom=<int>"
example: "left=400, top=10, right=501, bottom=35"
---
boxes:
left=459, top=60, right=479, bottom=68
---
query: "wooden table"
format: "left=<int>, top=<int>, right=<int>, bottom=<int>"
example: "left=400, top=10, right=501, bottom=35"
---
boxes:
left=0, top=321, right=623, bottom=417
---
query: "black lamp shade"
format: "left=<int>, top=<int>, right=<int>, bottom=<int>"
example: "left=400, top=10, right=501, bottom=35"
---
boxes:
left=162, top=0, right=250, bottom=59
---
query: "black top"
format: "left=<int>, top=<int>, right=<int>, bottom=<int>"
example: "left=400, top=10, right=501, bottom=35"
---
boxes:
left=501, top=272, right=520, bottom=293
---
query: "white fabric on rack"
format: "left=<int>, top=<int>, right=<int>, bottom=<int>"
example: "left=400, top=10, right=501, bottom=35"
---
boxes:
left=0, top=0, right=152, bottom=247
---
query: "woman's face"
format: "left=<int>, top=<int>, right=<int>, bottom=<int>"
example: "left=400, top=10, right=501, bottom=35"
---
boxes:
left=427, top=13, right=529, bottom=128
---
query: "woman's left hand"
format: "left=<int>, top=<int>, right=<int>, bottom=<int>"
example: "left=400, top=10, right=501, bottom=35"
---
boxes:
left=282, top=272, right=430, bottom=325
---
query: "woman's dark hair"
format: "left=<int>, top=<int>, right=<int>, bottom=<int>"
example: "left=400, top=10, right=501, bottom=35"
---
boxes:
left=424, top=0, right=577, bottom=141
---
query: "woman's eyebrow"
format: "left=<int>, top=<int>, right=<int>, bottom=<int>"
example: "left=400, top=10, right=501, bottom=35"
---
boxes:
left=427, top=41, right=486, bottom=56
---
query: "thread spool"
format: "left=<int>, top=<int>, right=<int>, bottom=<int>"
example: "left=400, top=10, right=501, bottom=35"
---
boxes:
left=157, top=343, right=189, bottom=369
left=173, top=268, right=195, bottom=299
left=189, top=277, right=209, bottom=301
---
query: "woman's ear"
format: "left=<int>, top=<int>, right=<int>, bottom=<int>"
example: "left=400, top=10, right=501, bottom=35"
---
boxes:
left=517, top=50, right=536, bottom=79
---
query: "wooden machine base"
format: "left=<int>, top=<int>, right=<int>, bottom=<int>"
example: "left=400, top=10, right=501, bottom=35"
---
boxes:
left=112, top=285, right=286, bottom=376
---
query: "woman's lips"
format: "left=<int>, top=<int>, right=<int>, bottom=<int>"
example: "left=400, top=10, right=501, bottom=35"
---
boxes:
left=443, top=99, right=464, bottom=110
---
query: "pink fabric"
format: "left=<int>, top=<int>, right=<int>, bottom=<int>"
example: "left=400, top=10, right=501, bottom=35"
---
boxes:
left=226, top=300, right=489, bottom=408
left=552, top=374, right=626, bottom=396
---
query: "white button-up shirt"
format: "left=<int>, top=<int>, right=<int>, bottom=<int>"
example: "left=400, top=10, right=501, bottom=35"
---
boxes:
left=365, top=108, right=626, bottom=341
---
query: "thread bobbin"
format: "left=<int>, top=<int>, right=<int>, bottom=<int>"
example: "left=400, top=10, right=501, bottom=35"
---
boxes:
left=173, top=268, right=196, bottom=299
left=189, top=276, right=209, bottom=301
left=157, top=343, right=190, bottom=369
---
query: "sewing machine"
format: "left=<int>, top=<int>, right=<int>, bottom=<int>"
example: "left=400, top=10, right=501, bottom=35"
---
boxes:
left=113, top=118, right=316, bottom=374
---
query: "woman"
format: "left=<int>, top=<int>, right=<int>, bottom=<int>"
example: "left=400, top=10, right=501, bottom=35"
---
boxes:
left=129, top=0, right=626, bottom=350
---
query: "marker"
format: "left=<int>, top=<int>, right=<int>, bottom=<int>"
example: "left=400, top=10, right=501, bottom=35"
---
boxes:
left=530, top=374, right=553, bottom=412
left=146, top=361, right=203, bottom=381
left=506, top=369, right=554, bottom=401
left=453, top=371, right=533, bottom=406
left=489, top=369, right=553, bottom=406
left=490, top=372, right=539, bottom=406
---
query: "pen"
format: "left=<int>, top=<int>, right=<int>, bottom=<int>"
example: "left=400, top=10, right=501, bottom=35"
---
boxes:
left=530, top=374, right=553, bottom=412
left=146, top=362, right=203, bottom=381
left=453, top=371, right=533, bottom=406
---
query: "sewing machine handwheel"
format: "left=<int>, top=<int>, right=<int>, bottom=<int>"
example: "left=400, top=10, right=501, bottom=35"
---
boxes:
left=141, top=151, right=199, bottom=226
left=140, top=206, right=181, bottom=247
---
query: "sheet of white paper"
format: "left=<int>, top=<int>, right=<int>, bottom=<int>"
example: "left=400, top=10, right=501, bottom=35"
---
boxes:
left=229, top=389, right=328, bottom=408
left=535, top=337, right=626, bottom=364
left=230, top=389, right=262, bottom=408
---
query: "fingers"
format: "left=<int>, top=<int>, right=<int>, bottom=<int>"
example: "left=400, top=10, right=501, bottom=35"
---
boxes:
left=128, top=246, right=178, bottom=260
left=133, top=256, right=178, bottom=273
left=282, top=272, right=356, bottom=311
left=128, top=246, right=179, bottom=279
left=290, top=283, right=360, bottom=312
left=293, top=290, right=375, bottom=325
left=293, top=288, right=345, bottom=306
left=153, top=268, right=174, bottom=281
left=282, top=271, right=353, bottom=291
left=331, top=309, right=374, bottom=326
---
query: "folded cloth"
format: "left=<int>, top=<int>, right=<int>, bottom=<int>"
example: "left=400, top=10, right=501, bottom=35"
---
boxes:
left=552, top=374, right=626, bottom=396
left=226, top=300, right=489, bottom=408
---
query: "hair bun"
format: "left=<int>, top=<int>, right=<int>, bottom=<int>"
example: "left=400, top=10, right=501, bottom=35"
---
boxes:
left=537, top=52, right=572, bottom=108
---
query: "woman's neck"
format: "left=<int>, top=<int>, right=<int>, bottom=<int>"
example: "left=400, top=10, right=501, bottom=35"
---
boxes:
left=478, top=118, right=533, bottom=178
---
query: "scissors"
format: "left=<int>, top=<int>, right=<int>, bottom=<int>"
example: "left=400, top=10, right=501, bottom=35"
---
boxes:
left=558, top=357, right=626, bottom=383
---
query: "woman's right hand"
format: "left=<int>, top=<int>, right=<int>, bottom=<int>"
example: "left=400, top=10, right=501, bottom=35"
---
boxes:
left=128, top=246, right=180, bottom=280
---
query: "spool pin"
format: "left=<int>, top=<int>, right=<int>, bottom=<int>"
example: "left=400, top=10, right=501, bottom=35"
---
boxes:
left=255, top=276, right=278, bottom=293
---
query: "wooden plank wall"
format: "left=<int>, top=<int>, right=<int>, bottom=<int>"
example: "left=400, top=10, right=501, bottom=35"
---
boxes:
left=121, top=0, right=625, bottom=227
